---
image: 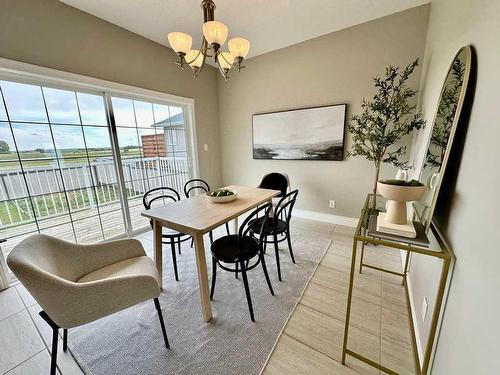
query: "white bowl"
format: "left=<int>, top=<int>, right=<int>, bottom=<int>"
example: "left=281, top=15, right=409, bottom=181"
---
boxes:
left=206, top=190, right=238, bottom=203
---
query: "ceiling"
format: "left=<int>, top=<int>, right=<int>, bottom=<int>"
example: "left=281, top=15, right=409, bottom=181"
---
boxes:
left=60, top=0, right=430, bottom=59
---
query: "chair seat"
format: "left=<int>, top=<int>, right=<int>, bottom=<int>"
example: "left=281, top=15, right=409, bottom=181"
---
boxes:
left=77, top=256, right=159, bottom=285
left=248, top=216, right=287, bottom=235
left=211, top=235, right=260, bottom=263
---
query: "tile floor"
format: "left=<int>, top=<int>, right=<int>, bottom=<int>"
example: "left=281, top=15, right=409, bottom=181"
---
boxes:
left=263, top=224, right=417, bottom=375
left=0, top=219, right=416, bottom=375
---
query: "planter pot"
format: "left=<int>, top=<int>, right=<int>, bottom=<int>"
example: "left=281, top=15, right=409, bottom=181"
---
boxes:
left=377, top=181, right=426, bottom=225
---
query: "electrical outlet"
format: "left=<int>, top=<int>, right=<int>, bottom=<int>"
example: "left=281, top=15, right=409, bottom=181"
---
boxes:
left=421, top=297, right=428, bottom=322
left=329, top=200, right=336, bottom=209
left=203, top=144, right=209, bottom=151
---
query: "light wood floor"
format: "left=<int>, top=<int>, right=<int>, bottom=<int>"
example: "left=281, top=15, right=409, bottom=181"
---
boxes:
left=262, top=224, right=416, bottom=375
left=0, top=219, right=416, bottom=374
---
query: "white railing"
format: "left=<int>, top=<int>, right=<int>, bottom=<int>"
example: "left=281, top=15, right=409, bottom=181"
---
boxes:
left=0, top=157, right=189, bottom=228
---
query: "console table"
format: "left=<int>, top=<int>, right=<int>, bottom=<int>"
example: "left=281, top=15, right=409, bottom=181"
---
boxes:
left=341, top=194, right=453, bottom=375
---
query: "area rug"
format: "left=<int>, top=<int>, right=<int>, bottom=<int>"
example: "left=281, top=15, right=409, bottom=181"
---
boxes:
left=69, top=220, right=332, bottom=375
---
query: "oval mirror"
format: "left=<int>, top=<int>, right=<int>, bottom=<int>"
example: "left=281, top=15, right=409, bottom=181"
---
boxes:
left=415, top=46, right=472, bottom=231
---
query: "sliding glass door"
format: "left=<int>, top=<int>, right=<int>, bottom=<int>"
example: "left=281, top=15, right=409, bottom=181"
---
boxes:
left=0, top=79, right=194, bottom=264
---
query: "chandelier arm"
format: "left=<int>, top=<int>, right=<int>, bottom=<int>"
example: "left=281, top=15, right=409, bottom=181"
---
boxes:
left=216, top=57, right=229, bottom=81
left=218, top=52, right=233, bottom=66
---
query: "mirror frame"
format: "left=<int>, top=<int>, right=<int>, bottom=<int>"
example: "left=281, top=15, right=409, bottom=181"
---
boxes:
left=418, top=45, right=472, bottom=232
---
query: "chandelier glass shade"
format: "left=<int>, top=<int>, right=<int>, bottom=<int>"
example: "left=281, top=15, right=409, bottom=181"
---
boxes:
left=167, top=0, right=250, bottom=80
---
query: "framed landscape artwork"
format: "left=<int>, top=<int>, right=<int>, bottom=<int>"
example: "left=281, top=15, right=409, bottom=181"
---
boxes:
left=252, top=104, right=347, bottom=161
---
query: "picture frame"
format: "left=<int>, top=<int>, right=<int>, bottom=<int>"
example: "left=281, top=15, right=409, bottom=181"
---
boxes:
left=252, top=104, right=347, bottom=161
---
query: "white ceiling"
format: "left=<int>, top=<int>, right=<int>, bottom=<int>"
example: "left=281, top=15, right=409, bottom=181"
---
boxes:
left=60, top=0, right=430, bottom=59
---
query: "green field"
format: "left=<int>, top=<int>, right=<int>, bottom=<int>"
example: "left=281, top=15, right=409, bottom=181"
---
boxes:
left=0, top=148, right=142, bottom=169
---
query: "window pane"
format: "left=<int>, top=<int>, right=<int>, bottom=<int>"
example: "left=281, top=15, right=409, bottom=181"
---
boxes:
left=77, top=93, right=107, bottom=125
left=101, top=209, right=125, bottom=239
left=1, top=81, right=48, bottom=122
left=138, top=128, right=158, bottom=158
left=112, top=97, right=135, bottom=127
left=40, top=222, right=75, bottom=242
left=0, top=197, right=35, bottom=227
left=25, top=166, right=64, bottom=196
left=43, top=87, right=80, bottom=124
left=154, top=127, right=167, bottom=157
left=58, top=158, right=93, bottom=190
left=11, top=123, right=56, bottom=160
left=32, top=193, right=70, bottom=228
left=117, top=127, right=139, bottom=159
left=152, top=103, right=170, bottom=124
left=83, top=127, right=113, bottom=159
left=74, top=215, right=103, bottom=243
left=134, top=100, right=154, bottom=127
left=0, top=91, right=8, bottom=121
left=95, top=182, right=121, bottom=212
left=51, top=125, right=85, bottom=158
left=0, top=162, right=29, bottom=200
left=0, top=123, right=17, bottom=161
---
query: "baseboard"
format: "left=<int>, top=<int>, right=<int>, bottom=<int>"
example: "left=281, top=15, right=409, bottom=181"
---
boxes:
left=293, top=209, right=358, bottom=227
left=400, top=250, right=424, bottom=366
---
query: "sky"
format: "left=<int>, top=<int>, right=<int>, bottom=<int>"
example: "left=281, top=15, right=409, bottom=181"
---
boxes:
left=253, top=105, right=346, bottom=146
left=0, top=81, right=182, bottom=151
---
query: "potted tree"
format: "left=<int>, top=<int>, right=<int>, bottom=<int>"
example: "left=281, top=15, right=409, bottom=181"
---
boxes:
left=348, top=59, right=426, bottom=224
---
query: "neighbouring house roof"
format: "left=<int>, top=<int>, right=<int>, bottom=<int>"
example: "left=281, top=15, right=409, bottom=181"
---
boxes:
left=153, top=112, right=184, bottom=128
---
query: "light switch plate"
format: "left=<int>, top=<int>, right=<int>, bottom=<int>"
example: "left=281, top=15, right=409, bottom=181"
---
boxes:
left=203, top=144, right=208, bottom=151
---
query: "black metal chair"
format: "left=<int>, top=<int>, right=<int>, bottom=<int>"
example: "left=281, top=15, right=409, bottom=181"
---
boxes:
left=183, top=178, right=231, bottom=242
left=248, top=189, right=299, bottom=281
left=143, top=187, right=191, bottom=281
left=210, top=203, right=275, bottom=322
left=258, top=172, right=289, bottom=198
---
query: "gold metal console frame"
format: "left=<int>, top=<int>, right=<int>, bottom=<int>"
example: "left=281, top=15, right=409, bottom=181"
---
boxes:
left=341, top=194, right=453, bottom=375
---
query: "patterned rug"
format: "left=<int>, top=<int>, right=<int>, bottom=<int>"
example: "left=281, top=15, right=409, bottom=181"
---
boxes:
left=69, top=219, right=333, bottom=374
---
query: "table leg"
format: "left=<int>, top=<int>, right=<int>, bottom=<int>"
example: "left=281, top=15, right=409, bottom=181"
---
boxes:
left=402, top=250, right=410, bottom=286
left=153, top=220, right=163, bottom=289
left=342, top=237, right=358, bottom=364
left=193, top=232, right=213, bottom=322
left=233, top=216, right=239, bottom=234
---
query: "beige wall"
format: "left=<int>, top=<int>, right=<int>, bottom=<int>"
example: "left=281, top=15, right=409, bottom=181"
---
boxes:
left=0, top=0, right=222, bottom=187
left=408, top=0, right=500, bottom=373
left=217, top=5, right=430, bottom=218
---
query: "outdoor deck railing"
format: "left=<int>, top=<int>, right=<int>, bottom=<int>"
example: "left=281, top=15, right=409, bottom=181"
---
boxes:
left=0, top=157, right=189, bottom=228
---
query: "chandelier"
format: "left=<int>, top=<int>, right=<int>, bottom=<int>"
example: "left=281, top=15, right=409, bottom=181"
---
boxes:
left=167, top=0, right=250, bottom=81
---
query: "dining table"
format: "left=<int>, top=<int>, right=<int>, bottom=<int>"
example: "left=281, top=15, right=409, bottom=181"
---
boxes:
left=141, top=185, right=280, bottom=322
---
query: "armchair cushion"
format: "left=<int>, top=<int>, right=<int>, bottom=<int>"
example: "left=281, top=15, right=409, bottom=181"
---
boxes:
left=7, top=235, right=161, bottom=328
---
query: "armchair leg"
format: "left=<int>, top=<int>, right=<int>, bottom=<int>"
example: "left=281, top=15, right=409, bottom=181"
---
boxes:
left=153, top=298, right=170, bottom=349
left=63, top=329, right=68, bottom=352
left=39, top=311, right=59, bottom=375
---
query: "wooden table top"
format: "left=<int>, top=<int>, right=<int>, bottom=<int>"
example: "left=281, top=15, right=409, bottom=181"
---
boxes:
left=141, top=185, right=279, bottom=235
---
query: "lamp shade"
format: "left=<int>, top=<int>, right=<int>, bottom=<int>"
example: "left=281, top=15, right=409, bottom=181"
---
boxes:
left=167, top=32, right=192, bottom=54
left=202, top=21, right=228, bottom=45
left=228, top=38, right=250, bottom=58
left=186, top=50, right=204, bottom=69
left=218, top=52, right=234, bottom=70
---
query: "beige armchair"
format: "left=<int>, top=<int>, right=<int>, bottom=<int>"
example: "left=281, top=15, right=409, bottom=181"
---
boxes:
left=7, top=234, right=169, bottom=375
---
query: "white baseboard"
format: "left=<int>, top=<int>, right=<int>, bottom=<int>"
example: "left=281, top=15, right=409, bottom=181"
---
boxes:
left=293, top=209, right=358, bottom=227
left=400, top=250, right=424, bottom=366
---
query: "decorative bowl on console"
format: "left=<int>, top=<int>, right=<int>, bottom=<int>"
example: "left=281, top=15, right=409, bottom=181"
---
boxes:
left=377, top=179, right=426, bottom=225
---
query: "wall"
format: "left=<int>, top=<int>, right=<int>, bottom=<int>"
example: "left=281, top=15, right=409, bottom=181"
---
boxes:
left=0, top=0, right=222, bottom=187
left=217, top=5, right=430, bottom=218
left=409, top=0, right=500, bottom=373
